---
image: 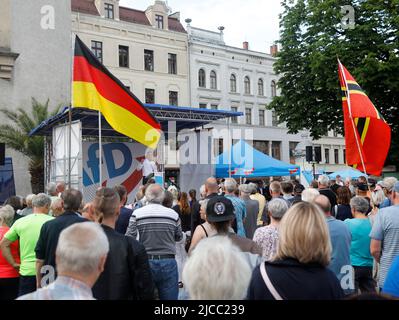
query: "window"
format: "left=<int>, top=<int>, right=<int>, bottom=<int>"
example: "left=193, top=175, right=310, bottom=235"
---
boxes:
left=214, top=139, right=224, bottom=156
left=144, top=49, right=154, bottom=71
left=334, top=149, right=339, bottom=164
left=289, top=142, right=299, bottom=164
left=272, top=110, right=279, bottom=126
left=272, top=141, right=281, bottom=160
left=245, top=108, right=252, bottom=125
left=253, top=140, right=269, bottom=155
left=91, top=41, right=103, bottom=63
left=104, top=3, right=114, bottom=19
left=145, top=89, right=155, bottom=104
left=119, top=45, right=129, bottom=68
left=333, top=129, right=338, bottom=137
left=210, top=70, right=217, bottom=89
left=231, top=106, right=238, bottom=124
left=258, top=78, right=264, bottom=96
left=168, top=53, right=177, bottom=74
left=271, top=80, right=277, bottom=97
left=211, top=104, right=218, bottom=110
left=244, top=76, right=251, bottom=94
left=199, top=103, right=207, bottom=109
left=230, top=74, right=237, bottom=92
left=259, top=110, right=265, bottom=126
left=169, top=91, right=178, bottom=106
left=325, top=148, right=330, bottom=164
left=155, top=14, right=164, bottom=29
left=343, top=149, right=346, bottom=164
left=198, top=69, right=206, bottom=88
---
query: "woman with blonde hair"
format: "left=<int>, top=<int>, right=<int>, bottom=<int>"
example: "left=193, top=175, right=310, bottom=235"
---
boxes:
left=248, top=202, right=344, bottom=300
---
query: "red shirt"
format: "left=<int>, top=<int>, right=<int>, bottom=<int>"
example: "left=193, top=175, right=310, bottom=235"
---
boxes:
left=0, top=226, right=20, bottom=278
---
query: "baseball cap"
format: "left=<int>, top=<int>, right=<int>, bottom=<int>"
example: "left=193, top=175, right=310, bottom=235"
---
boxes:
left=206, top=196, right=235, bottom=223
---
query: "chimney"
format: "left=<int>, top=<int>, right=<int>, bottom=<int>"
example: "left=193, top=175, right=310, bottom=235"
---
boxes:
left=243, top=41, right=249, bottom=50
left=270, top=44, right=278, bottom=57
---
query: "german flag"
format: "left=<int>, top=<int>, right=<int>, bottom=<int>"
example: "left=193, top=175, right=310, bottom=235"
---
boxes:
left=72, top=36, right=161, bottom=149
left=338, top=59, right=391, bottom=176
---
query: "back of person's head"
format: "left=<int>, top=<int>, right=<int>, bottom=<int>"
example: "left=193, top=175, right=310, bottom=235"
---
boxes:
left=56, top=222, right=109, bottom=278
left=337, top=186, right=351, bottom=205
left=167, top=185, right=179, bottom=201
left=371, top=189, right=385, bottom=208
left=93, top=187, right=120, bottom=221
left=318, top=175, right=330, bottom=187
left=350, top=196, right=370, bottom=214
left=358, top=176, right=367, bottom=184
left=113, top=185, right=127, bottom=205
left=178, top=191, right=191, bottom=215
left=294, top=184, right=305, bottom=196
left=313, top=195, right=331, bottom=215
left=238, top=183, right=251, bottom=195
left=82, top=202, right=96, bottom=222
left=61, top=189, right=83, bottom=212
left=25, top=194, right=36, bottom=208
left=281, top=181, right=294, bottom=195
left=248, top=182, right=258, bottom=195
left=182, top=236, right=251, bottom=300
left=382, top=177, right=398, bottom=193
left=0, top=205, right=15, bottom=227
left=269, top=181, right=281, bottom=195
left=146, top=184, right=165, bottom=204
left=189, top=189, right=197, bottom=201
left=4, top=196, right=23, bottom=212
left=56, top=182, right=66, bottom=194
left=32, top=193, right=52, bottom=210
left=224, top=178, right=237, bottom=194
left=301, top=188, right=320, bottom=202
left=47, top=182, right=57, bottom=196
left=205, top=177, right=219, bottom=194
left=275, top=202, right=331, bottom=266
left=51, top=198, right=64, bottom=217
left=310, top=180, right=319, bottom=188
left=162, top=190, right=174, bottom=208
left=268, top=198, right=289, bottom=220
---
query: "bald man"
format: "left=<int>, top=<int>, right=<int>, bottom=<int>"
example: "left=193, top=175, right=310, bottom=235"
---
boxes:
left=205, top=177, right=219, bottom=199
left=314, top=195, right=353, bottom=295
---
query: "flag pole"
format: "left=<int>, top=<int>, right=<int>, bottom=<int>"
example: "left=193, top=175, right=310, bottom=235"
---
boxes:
left=98, top=110, right=102, bottom=187
left=338, top=59, right=369, bottom=184
left=68, top=34, right=76, bottom=189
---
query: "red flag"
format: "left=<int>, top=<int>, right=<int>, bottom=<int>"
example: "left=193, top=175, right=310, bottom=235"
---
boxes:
left=338, top=60, right=391, bottom=176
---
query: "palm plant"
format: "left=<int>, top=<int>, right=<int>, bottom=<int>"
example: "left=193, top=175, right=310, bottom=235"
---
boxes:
left=0, top=98, right=61, bottom=193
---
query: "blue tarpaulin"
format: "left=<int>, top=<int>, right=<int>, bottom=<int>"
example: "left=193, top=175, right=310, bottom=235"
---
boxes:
left=328, top=167, right=368, bottom=179
left=215, top=140, right=300, bottom=178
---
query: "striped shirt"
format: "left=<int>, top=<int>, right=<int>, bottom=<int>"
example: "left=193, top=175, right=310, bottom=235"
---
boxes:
left=225, top=195, right=247, bottom=237
left=126, top=203, right=183, bottom=256
left=17, top=276, right=94, bottom=300
left=369, top=204, right=399, bottom=288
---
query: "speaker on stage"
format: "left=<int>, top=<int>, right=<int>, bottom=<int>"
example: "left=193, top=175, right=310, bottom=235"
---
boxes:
left=305, top=146, right=313, bottom=162
left=314, top=146, right=322, bottom=163
left=0, top=143, right=5, bottom=166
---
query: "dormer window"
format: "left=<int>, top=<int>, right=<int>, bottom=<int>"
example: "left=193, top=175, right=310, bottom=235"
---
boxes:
left=155, top=14, right=164, bottom=29
left=104, top=3, right=114, bottom=19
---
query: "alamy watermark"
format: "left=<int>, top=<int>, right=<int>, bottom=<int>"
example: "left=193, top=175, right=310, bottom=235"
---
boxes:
left=341, top=5, right=355, bottom=30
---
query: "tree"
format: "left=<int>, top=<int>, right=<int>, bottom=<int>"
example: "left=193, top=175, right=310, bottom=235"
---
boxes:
left=270, top=0, right=399, bottom=169
left=0, top=98, right=60, bottom=193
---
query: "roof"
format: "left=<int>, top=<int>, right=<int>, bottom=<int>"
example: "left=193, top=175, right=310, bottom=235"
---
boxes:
left=71, top=0, right=186, bottom=33
left=29, top=104, right=243, bottom=138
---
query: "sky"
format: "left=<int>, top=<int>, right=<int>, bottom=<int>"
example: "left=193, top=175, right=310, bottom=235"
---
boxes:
left=119, top=0, right=282, bottom=53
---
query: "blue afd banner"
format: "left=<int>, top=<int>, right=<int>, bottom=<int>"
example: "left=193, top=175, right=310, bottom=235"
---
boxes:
left=0, top=158, right=16, bottom=204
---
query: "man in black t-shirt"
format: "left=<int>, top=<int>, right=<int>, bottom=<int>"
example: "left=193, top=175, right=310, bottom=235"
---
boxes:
left=318, top=175, right=337, bottom=208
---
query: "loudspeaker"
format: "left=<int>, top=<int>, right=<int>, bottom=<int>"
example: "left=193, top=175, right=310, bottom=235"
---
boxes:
left=314, top=146, right=322, bottom=163
left=0, top=143, right=5, bottom=166
left=305, top=146, right=313, bottom=162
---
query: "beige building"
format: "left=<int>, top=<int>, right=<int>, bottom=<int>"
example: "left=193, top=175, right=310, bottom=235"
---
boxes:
left=72, top=0, right=190, bottom=107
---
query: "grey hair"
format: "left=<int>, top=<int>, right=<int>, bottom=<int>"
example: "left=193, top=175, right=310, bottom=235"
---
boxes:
left=371, top=189, right=385, bottom=207
left=248, top=183, right=258, bottom=194
left=382, top=177, right=398, bottom=191
left=318, top=175, right=330, bottom=186
left=239, top=183, right=251, bottom=194
left=32, top=193, right=52, bottom=209
left=182, top=236, right=251, bottom=300
left=224, top=178, right=237, bottom=193
left=25, top=194, right=36, bottom=207
left=199, top=199, right=209, bottom=211
left=350, top=196, right=370, bottom=214
left=145, top=184, right=165, bottom=204
left=0, top=205, right=15, bottom=226
left=268, top=198, right=289, bottom=220
left=302, top=188, right=320, bottom=202
left=47, top=182, right=57, bottom=196
left=200, top=184, right=206, bottom=195
left=56, top=222, right=109, bottom=276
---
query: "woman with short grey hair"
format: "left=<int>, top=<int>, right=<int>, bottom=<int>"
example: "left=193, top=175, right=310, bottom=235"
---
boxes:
left=253, top=198, right=288, bottom=260
left=20, top=194, right=35, bottom=216
left=0, top=205, right=19, bottom=300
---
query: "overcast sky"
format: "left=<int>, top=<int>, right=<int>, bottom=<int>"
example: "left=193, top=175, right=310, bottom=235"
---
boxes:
left=119, top=0, right=282, bottom=53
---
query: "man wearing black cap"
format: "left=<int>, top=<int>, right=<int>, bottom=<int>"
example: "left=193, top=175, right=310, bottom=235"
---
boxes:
left=206, top=196, right=262, bottom=264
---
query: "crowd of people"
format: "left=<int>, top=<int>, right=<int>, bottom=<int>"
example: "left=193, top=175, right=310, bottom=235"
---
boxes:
left=0, top=174, right=399, bottom=300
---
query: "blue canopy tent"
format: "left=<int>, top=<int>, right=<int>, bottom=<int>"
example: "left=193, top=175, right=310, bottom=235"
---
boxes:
left=328, top=167, right=368, bottom=180
left=215, top=140, right=300, bottom=178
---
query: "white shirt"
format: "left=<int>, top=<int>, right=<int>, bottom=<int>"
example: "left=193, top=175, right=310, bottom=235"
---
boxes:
left=142, top=159, right=157, bottom=177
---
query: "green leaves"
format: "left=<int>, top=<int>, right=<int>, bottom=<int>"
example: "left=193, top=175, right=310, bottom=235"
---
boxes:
left=271, top=0, right=399, bottom=166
